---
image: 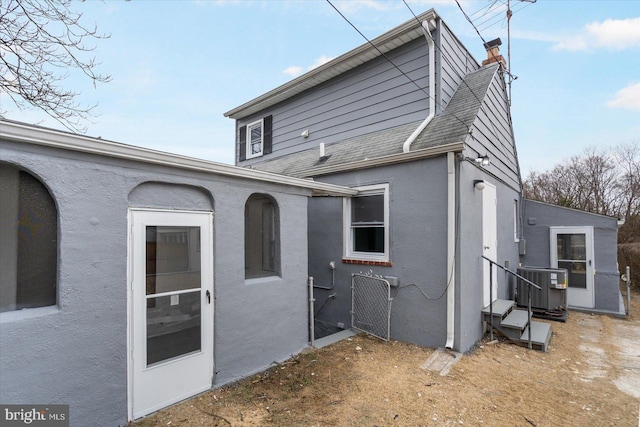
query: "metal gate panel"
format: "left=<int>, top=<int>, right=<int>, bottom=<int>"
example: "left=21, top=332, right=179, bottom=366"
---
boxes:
left=351, top=273, right=392, bottom=341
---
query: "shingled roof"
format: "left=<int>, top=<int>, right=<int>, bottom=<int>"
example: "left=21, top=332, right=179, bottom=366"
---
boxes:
left=250, top=63, right=499, bottom=178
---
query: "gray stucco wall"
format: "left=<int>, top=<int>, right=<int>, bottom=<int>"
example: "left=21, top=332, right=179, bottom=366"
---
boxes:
left=456, top=161, right=521, bottom=352
left=0, top=140, right=312, bottom=426
left=522, top=199, right=621, bottom=313
left=308, top=155, right=521, bottom=353
left=309, top=158, right=450, bottom=349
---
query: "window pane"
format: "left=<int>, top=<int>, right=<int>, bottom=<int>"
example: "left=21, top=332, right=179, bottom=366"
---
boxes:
left=249, top=124, right=262, bottom=154
left=146, top=226, right=200, bottom=295
left=352, top=194, right=383, bottom=223
left=245, top=195, right=280, bottom=279
left=16, top=171, right=57, bottom=309
left=557, top=234, right=586, bottom=260
left=0, top=164, right=57, bottom=313
left=262, top=203, right=275, bottom=272
left=353, top=226, right=385, bottom=253
left=146, top=290, right=201, bottom=366
left=559, top=261, right=587, bottom=289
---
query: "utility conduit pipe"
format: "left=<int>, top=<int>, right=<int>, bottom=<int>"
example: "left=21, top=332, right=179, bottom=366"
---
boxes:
left=309, top=277, right=315, bottom=347
left=313, top=261, right=336, bottom=290
left=402, top=19, right=437, bottom=153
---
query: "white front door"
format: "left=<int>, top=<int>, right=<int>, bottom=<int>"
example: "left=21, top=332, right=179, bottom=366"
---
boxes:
left=128, top=209, right=214, bottom=420
left=550, top=226, right=595, bottom=308
left=482, top=183, right=498, bottom=307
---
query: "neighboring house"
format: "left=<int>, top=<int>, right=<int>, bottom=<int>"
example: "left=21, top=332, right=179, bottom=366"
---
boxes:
left=225, top=8, right=623, bottom=353
left=0, top=120, right=354, bottom=425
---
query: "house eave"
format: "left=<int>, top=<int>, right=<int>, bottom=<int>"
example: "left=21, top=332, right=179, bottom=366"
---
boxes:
left=301, top=142, right=466, bottom=178
left=0, top=120, right=357, bottom=197
left=523, top=198, right=621, bottom=222
left=224, top=9, right=438, bottom=120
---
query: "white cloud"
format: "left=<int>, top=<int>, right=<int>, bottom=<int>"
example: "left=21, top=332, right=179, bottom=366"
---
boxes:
left=282, top=55, right=335, bottom=77
left=307, top=55, right=334, bottom=71
left=553, top=16, right=640, bottom=51
left=606, top=82, right=640, bottom=111
left=283, top=65, right=303, bottom=76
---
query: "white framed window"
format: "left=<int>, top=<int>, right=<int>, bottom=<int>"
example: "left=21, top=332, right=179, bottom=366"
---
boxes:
left=246, top=119, right=263, bottom=159
left=343, top=183, right=390, bottom=262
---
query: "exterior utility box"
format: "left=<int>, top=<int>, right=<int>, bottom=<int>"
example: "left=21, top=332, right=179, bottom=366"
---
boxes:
left=517, top=267, right=568, bottom=311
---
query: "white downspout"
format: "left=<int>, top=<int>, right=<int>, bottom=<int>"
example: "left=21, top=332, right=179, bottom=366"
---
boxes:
left=445, top=151, right=456, bottom=349
left=402, top=19, right=437, bottom=153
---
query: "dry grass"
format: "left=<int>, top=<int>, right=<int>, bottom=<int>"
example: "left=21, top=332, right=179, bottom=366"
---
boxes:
left=132, top=289, right=640, bottom=426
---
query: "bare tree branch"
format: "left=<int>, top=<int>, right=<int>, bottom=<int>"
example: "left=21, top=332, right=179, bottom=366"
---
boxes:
left=523, top=142, right=640, bottom=242
left=0, top=0, right=111, bottom=132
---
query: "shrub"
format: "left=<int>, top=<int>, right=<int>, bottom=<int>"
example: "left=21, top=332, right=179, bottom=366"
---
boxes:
left=618, top=244, right=640, bottom=291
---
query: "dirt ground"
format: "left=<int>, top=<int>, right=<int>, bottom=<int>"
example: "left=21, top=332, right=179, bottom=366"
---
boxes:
left=132, top=289, right=640, bottom=426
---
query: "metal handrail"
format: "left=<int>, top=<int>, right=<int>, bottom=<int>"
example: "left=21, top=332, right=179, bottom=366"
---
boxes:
left=481, top=256, right=541, bottom=349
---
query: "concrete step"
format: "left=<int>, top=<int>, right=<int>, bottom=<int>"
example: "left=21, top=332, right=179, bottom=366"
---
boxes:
left=482, top=299, right=515, bottom=320
left=482, top=302, right=553, bottom=352
left=519, top=321, right=552, bottom=352
left=500, top=309, right=529, bottom=330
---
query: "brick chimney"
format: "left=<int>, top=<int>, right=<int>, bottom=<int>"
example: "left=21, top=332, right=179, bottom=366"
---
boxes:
left=482, top=38, right=506, bottom=69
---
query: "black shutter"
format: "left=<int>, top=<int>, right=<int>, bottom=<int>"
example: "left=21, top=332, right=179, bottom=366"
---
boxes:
left=238, top=125, right=247, bottom=161
left=263, top=115, right=273, bottom=155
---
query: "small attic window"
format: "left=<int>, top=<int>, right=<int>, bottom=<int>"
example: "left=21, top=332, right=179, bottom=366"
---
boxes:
left=247, top=119, right=263, bottom=159
left=238, top=115, right=273, bottom=162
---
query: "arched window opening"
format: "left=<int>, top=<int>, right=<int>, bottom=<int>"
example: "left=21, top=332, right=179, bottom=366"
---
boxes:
left=244, top=194, right=280, bottom=279
left=0, top=163, right=57, bottom=312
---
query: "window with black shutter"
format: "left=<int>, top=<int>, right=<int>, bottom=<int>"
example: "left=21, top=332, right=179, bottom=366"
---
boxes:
left=238, top=115, right=272, bottom=161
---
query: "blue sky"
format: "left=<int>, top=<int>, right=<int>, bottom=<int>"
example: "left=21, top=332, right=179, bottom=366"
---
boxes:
left=2, top=0, right=639, bottom=176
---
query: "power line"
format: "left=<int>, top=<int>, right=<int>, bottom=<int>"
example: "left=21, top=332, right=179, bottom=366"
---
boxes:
left=325, top=0, right=430, bottom=99
left=402, top=0, right=507, bottom=149
left=475, top=7, right=508, bottom=31
left=478, top=1, right=533, bottom=32
left=325, top=0, right=473, bottom=132
left=455, top=0, right=489, bottom=45
left=470, top=0, right=500, bottom=18
left=402, top=1, right=513, bottom=161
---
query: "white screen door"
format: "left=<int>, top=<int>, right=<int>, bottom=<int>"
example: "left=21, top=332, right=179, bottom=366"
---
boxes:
left=550, top=226, right=594, bottom=308
left=129, top=209, right=213, bottom=420
left=482, top=183, right=498, bottom=308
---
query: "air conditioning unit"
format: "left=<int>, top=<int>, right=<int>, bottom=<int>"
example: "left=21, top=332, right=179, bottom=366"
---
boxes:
left=516, top=267, right=568, bottom=313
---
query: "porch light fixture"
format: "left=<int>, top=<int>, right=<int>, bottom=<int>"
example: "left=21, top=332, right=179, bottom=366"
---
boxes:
left=474, top=180, right=486, bottom=191
left=475, top=155, right=490, bottom=166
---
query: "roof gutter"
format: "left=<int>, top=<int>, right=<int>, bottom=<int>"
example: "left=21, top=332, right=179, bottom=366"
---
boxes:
left=0, top=120, right=357, bottom=197
left=402, top=19, right=437, bottom=153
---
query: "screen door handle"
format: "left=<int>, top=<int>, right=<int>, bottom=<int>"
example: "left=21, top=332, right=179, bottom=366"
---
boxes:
left=206, top=290, right=211, bottom=304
